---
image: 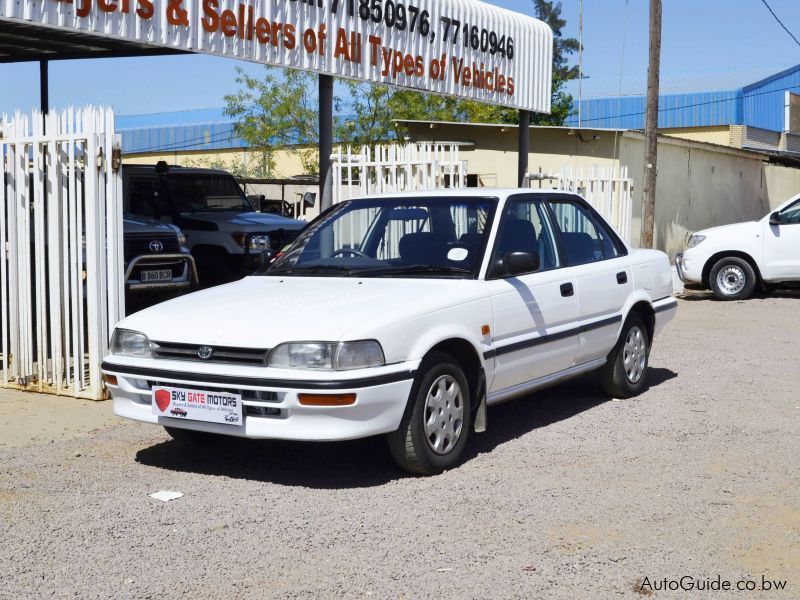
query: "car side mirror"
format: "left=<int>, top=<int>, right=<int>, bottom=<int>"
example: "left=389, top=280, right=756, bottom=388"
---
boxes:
left=490, top=250, right=540, bottom=278
left=505, top=250, right=540, bottom=276
left=769, top=212, right=781, bottom=226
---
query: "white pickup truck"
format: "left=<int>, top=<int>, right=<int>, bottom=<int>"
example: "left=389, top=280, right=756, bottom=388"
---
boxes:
left=676, top=194, right=800, bottom=300
left=102, top=189, right=677, bottom=474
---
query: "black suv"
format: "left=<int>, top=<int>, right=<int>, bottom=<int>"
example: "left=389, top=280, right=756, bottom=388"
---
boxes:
left=123, top=163, right=305, bottom=285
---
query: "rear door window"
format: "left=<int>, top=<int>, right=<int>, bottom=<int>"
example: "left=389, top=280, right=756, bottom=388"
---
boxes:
left=548, top=199, right=623, bottom=265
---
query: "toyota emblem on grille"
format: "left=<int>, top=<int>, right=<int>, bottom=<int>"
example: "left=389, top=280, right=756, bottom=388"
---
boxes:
left=197, top=346, right=214, bottom=360
left=148, top=240, right=164, bottom=253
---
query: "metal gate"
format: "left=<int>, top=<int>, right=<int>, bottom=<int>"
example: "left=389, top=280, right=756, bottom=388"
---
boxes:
left=0, top=107, right=123, bottom=400
left=331, top=143, right=468, bottom=204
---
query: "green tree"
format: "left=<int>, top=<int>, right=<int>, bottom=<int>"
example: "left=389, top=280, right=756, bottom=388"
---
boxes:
left=336, top=80, right=396, bottom=145
left=530, top=0, right=581, bottom=126
left=224, top=66, right=320, bottom=175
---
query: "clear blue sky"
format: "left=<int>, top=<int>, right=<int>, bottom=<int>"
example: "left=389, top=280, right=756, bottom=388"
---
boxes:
left=1, top=0, right=798, bottom=116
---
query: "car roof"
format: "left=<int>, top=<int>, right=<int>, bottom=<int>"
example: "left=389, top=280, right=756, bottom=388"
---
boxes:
left=123, top=164, right=232, bottom=176
left=348, top=188, right=579, bottom=202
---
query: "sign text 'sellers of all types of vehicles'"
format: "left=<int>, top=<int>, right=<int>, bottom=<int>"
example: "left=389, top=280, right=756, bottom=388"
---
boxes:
left=102, top=190, right=677, bottom=474
left=121, top=214, right=198, bottom=299
left=676, top=194, right=800, bottom=300
left=123, top=163, right=305, bottom=285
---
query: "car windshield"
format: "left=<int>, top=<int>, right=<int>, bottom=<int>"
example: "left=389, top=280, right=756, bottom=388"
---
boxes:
left=166, top=173, right=253, bottom=213
left=262, top=196, right=498, bottom=278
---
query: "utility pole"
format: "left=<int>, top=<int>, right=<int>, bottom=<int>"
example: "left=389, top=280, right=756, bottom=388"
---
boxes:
left=641, top=0, right=661, bottom=249
left=578, top=0, right=583, bottom=127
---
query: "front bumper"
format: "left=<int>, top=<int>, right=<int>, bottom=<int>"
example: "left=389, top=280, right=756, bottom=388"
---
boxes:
left=674, top=251, right=704, bottom=286
left=101, top=360, right=416, bottom=442
left=125, top=253, right=199, bottom=293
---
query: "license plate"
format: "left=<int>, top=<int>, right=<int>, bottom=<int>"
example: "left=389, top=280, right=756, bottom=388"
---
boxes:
left=141, top=269, right=172, bottom=282
left=152, top=386, right=243, bottom=426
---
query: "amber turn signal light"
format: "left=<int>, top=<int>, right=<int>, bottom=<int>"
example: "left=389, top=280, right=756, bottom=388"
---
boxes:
left=298, top=393, right=357, bottom=407
left=103, top=374, right=118, bottom=386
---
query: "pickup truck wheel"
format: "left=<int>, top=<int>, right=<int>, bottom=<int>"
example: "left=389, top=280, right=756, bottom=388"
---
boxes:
left=387, top=352, right=471, bottom=475
left=598, top=313, right=650, bottom=399
left=709, top=257, right=756, bottom=300
left=163, top=426, right=222, bottom=445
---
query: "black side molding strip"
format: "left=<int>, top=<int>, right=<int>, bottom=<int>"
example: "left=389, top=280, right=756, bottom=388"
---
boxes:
left=484, top=314, right=623, bottom=359
left=101, top=361, right=416, bottom=390
left=654, top=299, right=678, bottom=314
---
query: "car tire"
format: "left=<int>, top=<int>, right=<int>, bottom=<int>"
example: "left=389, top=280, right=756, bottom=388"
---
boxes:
left=387, top=352, right=472, bottom=475
left=163, top=426, right=222, bottom=445
left=598, top=313, right=650, bottom=399
left=709, top=256, right=756, bottom=300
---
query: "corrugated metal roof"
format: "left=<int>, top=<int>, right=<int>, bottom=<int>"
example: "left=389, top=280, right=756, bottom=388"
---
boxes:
left=566, top=90, right=741, bottom=129
left=121, top=123, right=246, bottom=154
left=567, top=64, right=800, bottom=133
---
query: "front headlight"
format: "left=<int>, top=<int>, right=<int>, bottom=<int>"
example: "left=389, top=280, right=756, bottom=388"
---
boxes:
left=110, top=329, right=152, bottom=357
left=267, top=340, right=385, bottom=370
left=232, top=232, right=271, bottom=251
left=177, top=232, right=188, bottom=246
left=687, top=234, right=706, bottom=249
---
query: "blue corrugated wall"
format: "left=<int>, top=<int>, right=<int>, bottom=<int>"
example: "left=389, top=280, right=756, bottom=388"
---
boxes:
left=566, top=90, right=742, bottom=129
left=567, top=65, right=800, bottom=133
left=120, top=123, right=247, bottom=154
left=742, top=65, right=800, bottom=132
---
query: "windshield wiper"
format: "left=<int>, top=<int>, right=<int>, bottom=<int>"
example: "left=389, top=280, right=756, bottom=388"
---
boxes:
left=265, top=265, right=355, bottom=276
left=359, top=265, right=473, bottom=277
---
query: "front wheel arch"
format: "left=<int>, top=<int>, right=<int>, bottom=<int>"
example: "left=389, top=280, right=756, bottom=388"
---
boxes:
left=701, top=251, right=762, bottom=289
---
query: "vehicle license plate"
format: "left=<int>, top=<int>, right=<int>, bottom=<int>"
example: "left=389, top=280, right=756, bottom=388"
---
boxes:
left=141, top=269, right=172, bottom=282
left=152, top=386, right=243, bottom=426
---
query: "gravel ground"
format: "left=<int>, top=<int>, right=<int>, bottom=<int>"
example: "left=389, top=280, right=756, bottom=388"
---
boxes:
left=1, top=293, right=798, bottom=599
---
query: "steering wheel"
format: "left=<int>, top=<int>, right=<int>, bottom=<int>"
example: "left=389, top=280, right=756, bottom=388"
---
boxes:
left=331, top=248, right=369, bottom=258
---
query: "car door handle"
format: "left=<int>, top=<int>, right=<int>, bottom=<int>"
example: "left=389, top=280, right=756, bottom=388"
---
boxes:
left=560, top=282, right=574, bottom=297
left=616, top=271, right=628, bottom=284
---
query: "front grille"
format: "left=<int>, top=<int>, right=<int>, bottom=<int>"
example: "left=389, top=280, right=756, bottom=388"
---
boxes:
left=151, top=341, right=269, bottom=366
left=124, top=234, right=180, bottom=260
left=148, top=381, right=282, bottom=404
left=267, top=228, right=299, bottom=251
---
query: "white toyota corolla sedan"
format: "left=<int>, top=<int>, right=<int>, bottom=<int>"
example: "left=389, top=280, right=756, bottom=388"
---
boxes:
left=102, top=189, right=677, bottom=474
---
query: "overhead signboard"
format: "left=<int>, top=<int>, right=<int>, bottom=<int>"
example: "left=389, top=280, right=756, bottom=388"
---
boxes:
left=0, top=0, right=553, bottom=113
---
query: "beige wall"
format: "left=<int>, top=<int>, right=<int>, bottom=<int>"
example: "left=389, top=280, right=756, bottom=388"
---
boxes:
left=618, top=133, right=771, bottom=257
left=764, top=163, right=800, bottom=209
left=661, top=126, right=732, bottom=147
left=123, top=147, right=312, bottom=179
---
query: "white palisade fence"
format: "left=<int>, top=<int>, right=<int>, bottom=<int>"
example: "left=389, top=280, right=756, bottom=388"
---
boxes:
left=0, top=107, right=123, bottom=400
left=331, top=143, right=468, bottom=204
left=531, top=165, right=634, bottom=243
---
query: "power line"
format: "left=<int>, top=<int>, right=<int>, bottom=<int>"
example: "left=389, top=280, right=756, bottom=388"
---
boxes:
left=760, top=0, right=800, bottom=48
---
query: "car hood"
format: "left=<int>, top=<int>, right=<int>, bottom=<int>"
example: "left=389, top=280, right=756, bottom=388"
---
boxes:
left=119, top=276, right=486, bottom=348
left=693, top=220, right=760, bottom=238
left=183, top=211, right=305, bottom=231
left=123, top=214, right=179, bottom=235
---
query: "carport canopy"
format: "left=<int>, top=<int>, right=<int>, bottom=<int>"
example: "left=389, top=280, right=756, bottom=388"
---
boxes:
left=0, top=20, right=185, bottom=62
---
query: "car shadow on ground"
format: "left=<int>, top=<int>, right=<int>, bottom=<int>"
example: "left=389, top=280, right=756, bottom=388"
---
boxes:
left=135, top=368, right=678, bottom=489
left=679, top=287, right=800, bottom=301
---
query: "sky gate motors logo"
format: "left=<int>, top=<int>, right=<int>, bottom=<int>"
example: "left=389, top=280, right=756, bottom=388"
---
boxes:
left=152, top=386, right=243, bottom=425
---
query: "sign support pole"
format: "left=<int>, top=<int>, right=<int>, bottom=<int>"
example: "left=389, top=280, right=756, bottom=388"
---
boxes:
left=518, top=110, right=530, bottom=187
left=319, top=74, right=334, bottom=211
left=39, top=60, right=49, bottom=116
